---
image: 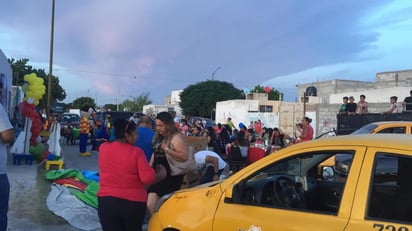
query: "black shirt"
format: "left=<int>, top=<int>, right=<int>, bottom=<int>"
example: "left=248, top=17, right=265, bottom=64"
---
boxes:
left=346, top=103, right=357, bottom=113
left=404, top=96, right=412, bottom=111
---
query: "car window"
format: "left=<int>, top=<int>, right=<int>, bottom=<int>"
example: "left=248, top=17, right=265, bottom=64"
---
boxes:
left=351, top=124, right=378, bottom=134
left=235, top=151, right=354, bottom=214
left=376, top=127, right=406, bottom=134
left=367, top=153, right=412, bottom=223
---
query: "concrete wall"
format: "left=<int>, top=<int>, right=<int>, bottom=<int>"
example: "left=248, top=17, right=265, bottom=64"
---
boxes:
left=142, top=104, right=174, bottom=117
left=329, top=87, right=411, bottom=104
left=297, top=80, right=374, bottom=104
left=316, top=102, right=403, bottom=135
left=376, top=69, right=412, bottom=88
left=216, top=100, right=259, bottom=127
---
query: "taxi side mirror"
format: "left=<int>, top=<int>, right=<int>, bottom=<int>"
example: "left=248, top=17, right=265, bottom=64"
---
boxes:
left=322, top=166, right=335, bottom=179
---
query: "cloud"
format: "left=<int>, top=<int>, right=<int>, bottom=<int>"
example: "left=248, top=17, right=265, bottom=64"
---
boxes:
left=1, top=0, right=411, bottom=106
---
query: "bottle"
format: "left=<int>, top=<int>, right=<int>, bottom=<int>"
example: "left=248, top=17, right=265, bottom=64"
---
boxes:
left=264, top=135, right=269, bottom=146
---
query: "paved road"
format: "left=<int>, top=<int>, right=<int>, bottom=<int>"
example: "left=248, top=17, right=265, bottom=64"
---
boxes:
left=7, top=142, right=101, bottom=231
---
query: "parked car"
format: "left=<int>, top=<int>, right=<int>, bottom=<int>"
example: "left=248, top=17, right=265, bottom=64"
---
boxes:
left=94, top=111, right=155, bottom=129
left=149, top=134, right=412, bottom=230
left=336, top=112, right=412, bottom=135
left=58, top=113, right=81, bottom=129
left=351, top=121, right=412, bottom=134
left=188, top=116, right=216, bottom=128
left=94, top=111, right=143, bottom=123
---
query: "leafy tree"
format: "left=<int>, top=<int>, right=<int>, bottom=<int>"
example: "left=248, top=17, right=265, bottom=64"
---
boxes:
left=103, top=104, right=117, bottom=111
left=8, top=58, right=67, bottom=110
left=120, top=92, right=152, bottom=112
left=72, top=97, right=96, bottom=109
left=179, top=80, right=243, bottom=117
left=251, top=85, right=283, bottom=100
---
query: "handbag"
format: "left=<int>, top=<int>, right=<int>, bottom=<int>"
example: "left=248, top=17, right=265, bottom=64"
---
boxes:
left=166, top=142, right=197, bottom=176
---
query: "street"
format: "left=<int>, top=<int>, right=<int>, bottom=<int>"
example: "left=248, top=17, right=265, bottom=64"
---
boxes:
left=7, top=142, right=101, bottom=231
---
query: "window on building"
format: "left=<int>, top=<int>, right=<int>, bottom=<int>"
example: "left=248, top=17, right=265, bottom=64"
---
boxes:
left=259, top=105, right=273, bottom=112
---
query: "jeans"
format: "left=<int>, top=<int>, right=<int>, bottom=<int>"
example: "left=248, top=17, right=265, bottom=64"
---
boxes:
left=0, top=174, right=10, bottom=231
left=199, top=166, right=223, bottom=185
left=79, top=133, right=88, bottom=153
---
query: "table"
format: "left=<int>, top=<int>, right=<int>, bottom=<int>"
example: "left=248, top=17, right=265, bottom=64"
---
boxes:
left=247, top=146, right=266, bottom=163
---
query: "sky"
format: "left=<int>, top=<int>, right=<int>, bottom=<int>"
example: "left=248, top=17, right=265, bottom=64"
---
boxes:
left=1, top=0, right=412, bottom=105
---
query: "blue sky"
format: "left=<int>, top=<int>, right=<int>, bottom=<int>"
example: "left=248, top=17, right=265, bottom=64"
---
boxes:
left=1, top=0, right=412, bottom=105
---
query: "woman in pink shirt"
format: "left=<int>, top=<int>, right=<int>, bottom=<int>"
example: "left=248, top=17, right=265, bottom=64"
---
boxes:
left=97, top=119, right=165, bottom=231
left=299, top=117, right=314, bottom=142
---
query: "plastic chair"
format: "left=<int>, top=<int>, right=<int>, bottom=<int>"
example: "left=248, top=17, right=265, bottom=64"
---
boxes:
left=227, top=146, right=247, bottom=173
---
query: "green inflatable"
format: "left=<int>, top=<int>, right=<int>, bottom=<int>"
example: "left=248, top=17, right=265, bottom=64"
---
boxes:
left=72, top=129, right=80, bottom=140
left=29, top=143, right=46, bottom=160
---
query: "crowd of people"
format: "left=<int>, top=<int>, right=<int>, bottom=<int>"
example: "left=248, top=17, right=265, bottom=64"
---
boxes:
left=338, top=90, right=412, bottom=115
left=93, top=111, right=316, bottom=230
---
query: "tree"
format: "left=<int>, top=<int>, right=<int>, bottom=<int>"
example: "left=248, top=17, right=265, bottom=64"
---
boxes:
left=179, top=80, right=243, bottom=117
left=120, top=92, right=152, bottom=112
left=103, top=104, right=117, bottom=111
left=251, top=85, right=283, bottom=101
left=72, top=97, right=96, bottom=109
left=8, top=58, right=67, bottom=110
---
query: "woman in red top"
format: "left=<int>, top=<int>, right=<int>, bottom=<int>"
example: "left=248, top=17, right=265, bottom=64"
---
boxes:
left=299, top=117, right=314, bottom=142
left=97, top=118, right=165, bottom=231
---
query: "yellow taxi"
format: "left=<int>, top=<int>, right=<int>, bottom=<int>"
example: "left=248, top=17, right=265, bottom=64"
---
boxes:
left=351, top=121, right=412, bottom=134
left=149, top=134, right=412, bottom=231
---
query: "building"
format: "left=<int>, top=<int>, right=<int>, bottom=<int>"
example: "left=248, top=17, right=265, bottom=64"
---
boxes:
left=299, top=69, right=412, bottom=136
left=143, top=90, right=183, bottom=118
left=215, top=93, right=306, bottom=136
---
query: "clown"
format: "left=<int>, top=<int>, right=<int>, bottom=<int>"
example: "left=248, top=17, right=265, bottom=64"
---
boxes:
left=79, top=106, right=93, bottom=157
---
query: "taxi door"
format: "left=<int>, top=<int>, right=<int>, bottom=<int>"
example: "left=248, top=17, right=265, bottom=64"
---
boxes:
left=345, top=147, right=412, bottom=231
left=212, top=146, right=366, bottom=231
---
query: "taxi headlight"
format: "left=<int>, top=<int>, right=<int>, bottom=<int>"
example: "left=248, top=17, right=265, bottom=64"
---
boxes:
left=154, top=193, right=173, bottom=213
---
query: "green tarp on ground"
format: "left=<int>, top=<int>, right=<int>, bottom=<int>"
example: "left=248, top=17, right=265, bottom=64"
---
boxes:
left=46, top=169, right=99, bottom=208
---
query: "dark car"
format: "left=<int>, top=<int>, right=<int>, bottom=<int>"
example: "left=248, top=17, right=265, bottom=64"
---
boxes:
left=94, top=111, right=137, bottom=123
left=58, top=113, right=81, bottom=129
left=189, top=117, right=216, bottom=128
left=94, top=111, right=156, bottom=128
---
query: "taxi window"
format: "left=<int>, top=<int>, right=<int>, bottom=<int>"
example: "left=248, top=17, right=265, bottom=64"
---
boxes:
left=236, top=151, right=354, bottom=214
left=376, top=127, right=406, bottom=134
left=367, top=153, right=412, bottom=223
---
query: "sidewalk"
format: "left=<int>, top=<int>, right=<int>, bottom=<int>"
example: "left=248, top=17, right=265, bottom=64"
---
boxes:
left=7, top=143, right=100, bottom=231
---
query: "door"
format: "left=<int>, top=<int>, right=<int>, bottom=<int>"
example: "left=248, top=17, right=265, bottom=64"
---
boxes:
left=346, top=148, right=412, bottom=231
left=213, top=146, right=366, bottom=231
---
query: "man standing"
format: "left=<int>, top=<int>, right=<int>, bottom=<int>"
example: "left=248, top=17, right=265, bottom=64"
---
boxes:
left=338, top=96, right=348, bottom=114
left=346, top=96, right=357, bottom=115
left=79, top=106, right=91, bottom=157
left=0, top=103, right=15, bottom=231
left=134, top=116, right=154, bottom=161
left=403, top=90, right=412, bottom=112
left=129, top=113, right=139, bottom=124
left=357, top=94, right=369, bottom=114
left=226, top=117, right=235, bottom=131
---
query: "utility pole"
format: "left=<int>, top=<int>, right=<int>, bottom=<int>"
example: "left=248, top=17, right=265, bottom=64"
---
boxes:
left=211, top=67, right=221, bottom=80
left=47, top=0, right=55, bottom=117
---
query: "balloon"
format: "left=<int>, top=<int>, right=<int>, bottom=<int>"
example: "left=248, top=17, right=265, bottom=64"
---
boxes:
left=29, top=143, right=46, bottom=160
left=264, top=86, right=271, bottom=93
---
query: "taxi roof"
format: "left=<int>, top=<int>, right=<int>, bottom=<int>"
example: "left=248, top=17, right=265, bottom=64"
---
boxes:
left=286, top=134, right=412, bottom=151
left=366, top=121, right=412, bottom=125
